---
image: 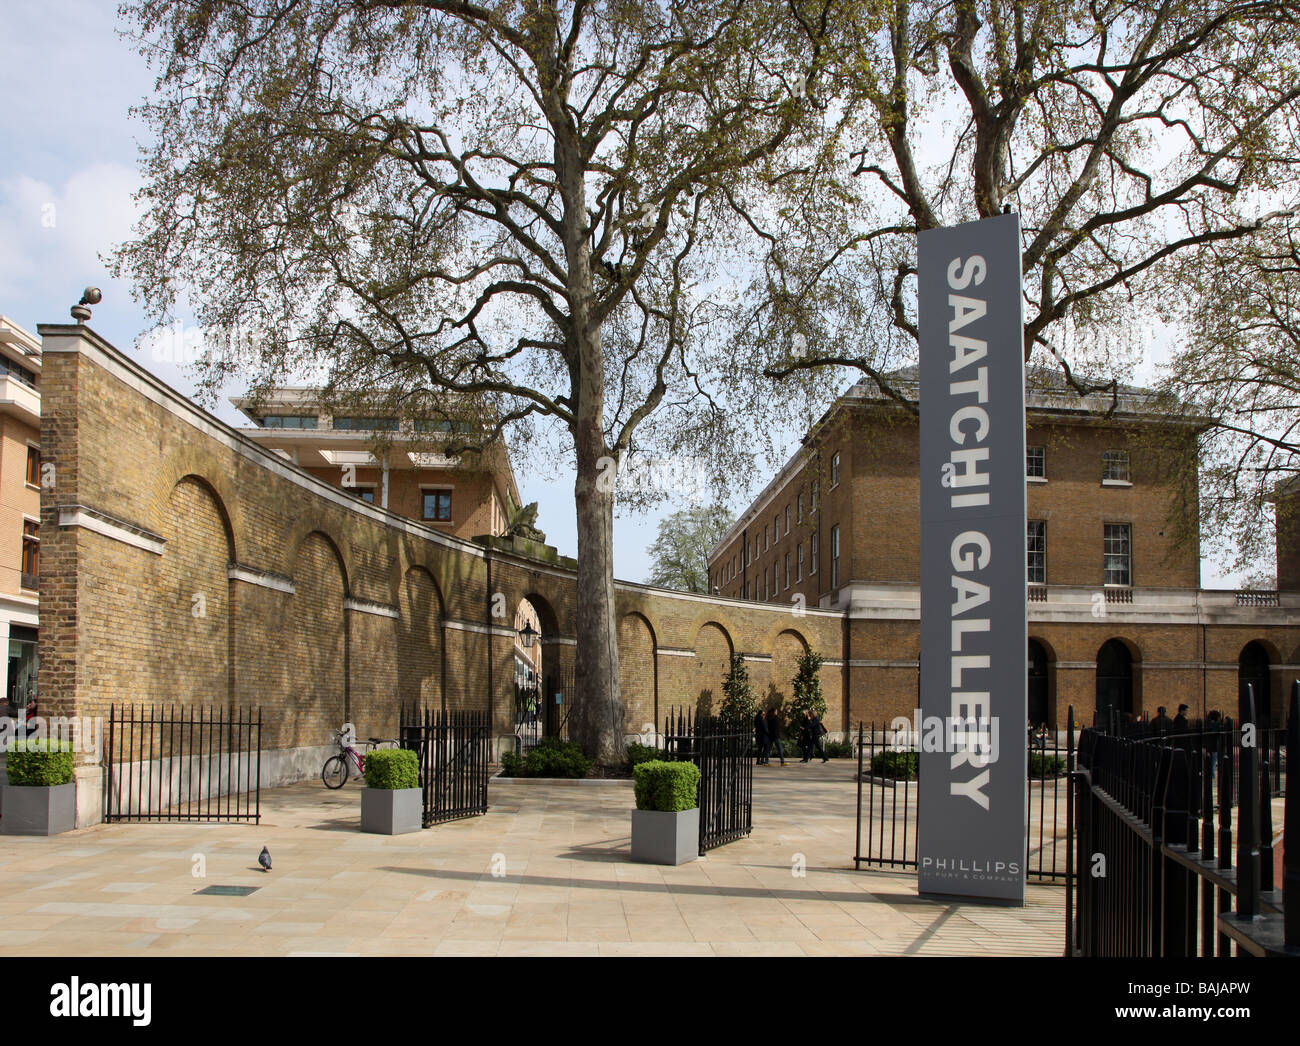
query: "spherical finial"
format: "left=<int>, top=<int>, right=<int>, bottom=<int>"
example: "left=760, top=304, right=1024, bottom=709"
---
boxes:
left=71, top=287, right=101, bottom=324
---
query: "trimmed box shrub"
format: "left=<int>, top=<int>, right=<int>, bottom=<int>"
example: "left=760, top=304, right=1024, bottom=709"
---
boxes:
left=363, top=748, right=419, bottom=790
left=633, top=760, right=700, bottom=812
left=5, top=740, right=74, bottom=787
left=500, top=751, right=523, bottom=777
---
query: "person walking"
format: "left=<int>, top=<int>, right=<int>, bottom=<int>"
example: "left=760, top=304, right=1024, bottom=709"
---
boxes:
left=799, top=711, right=813, bottom=762
left=754, top=708, right=770, bottom=765
left=810, top=710, right=829, bottom=763
left=765, top=707, right=786, bottom=766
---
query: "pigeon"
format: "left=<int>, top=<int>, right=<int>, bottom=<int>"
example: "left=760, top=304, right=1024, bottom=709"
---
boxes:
left=258, top=846, right=272, bottom=872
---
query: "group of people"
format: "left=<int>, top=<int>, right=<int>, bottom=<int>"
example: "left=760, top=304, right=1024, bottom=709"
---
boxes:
left=752, top=707, right=828, bottom=765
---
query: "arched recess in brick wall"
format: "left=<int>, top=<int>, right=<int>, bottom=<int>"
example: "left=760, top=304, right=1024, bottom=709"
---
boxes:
left=693, top=622, right=733, bottom=717
left=1238, top=639, right=1279, bottom=729
left=281, top=531, right=348, bottom=748
left=397, top=566, right=445, bottom=714
left=1027, top=637, right=1057, bottom=729
left=155, top=476, right=235, bottom=706
left=767, top=629, right=809, bottom=714
left=1096, top=638, right=1141, bottom=725
left=521, top=592, right=568, bottom=735
left=619, top=612, right=658, bottom=737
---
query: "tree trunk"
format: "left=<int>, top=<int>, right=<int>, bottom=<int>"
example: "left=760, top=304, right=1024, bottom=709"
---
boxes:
left=553, top=101, right=625, bottom=766
left=573, top=398, right=625, bottom=766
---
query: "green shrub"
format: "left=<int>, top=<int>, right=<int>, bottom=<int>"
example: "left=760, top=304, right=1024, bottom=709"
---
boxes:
left=523, top=738, right=591, bottom=779
left=633, top=760, right=701, bottom=812
left=500, top=751, right=523, bottom=777
left=363, top=748, right=419, bottom=790
left=719, top=654, right=757, bottom=723
left=6, top=740, right=74, bottom=787
left=823, top=739, right=854, bottom=759
left=870, top=750, right=919, bottom=780
left=626, top=743, right=664, bottom=768
left=1030, top=753, right=1066, bottom=778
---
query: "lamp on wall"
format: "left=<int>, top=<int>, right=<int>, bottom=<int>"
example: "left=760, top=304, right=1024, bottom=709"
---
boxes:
left=518, top=621, right=539, bottom=648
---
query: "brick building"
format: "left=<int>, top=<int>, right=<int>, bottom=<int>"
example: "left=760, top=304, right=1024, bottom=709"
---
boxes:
left=0, top=316, right=40, bottom=717
left=709, top=371, right=1299, bottom=730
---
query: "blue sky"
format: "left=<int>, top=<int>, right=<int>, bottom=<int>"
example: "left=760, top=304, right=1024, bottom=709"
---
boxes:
left=0, top=2, right=1251, bottom=588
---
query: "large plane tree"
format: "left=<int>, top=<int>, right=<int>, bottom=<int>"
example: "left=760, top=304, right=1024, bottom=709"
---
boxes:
left=115, top=0, right=843, bottom=764
left=746, top=0, right=1300, bottom=414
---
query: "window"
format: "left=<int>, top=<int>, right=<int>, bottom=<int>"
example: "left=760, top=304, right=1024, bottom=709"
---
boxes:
left=831, top=452, right=841, bottom=488
left=415, top=419, right=474, bottom=433
left=260, top=415, right=318, bottom=429
left=1104, top=523, right=1131, bottom=586
left=784, top=506, right=791, bottom=535
left=764, top=525, right=769, bottom=551
left=333, top=416, right=398, bottom=431
left=350, top=487, right=376, bottom=504
left=0, top=355, right=38, bottom=389
left=1027, top=520, right=1046, bottom=584
left=797, top=493, right=804, bottom=523
left=1026, top=446, right=1045, bottom=479
left=764, top=568, right=769, bottom=600
left=784, top=552, right=790, bottom=590
left=797, top=543, right=804, bottom=582
left=812, top=480, right=819, bottom=513
left=811, top=532, right=819, bottom=574
left=831, top=525, right=840, bottom=588
left=774, top=515, right=780, bottom=542
left=422, top=490, right=452, bottom=521
left=25, top=446, right=39, bottom=487
left=21, top=521, right=38, bottom=589
left=1103, top=450, right=1130, bottom=483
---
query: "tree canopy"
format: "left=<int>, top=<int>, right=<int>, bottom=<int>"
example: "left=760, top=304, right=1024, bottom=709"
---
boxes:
left=645, top=503, right=735, bottom=593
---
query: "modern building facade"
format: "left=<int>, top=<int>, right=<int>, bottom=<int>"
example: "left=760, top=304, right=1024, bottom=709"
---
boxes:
left=232, top=388, right=521, bottom=540
left=709, top=373, right=1300, bottom=730
left=0, top=316, right=40, bottom=719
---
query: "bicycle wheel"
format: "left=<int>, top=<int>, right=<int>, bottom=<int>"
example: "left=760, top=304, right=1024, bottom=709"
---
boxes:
left=322, top=754, right=348, bottom=789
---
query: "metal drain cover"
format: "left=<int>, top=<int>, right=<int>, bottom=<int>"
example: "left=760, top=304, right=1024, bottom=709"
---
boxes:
left=196, top=885, right=261, bottom=896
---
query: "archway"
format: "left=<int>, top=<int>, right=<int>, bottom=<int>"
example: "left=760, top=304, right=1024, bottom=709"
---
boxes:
left=1027, top=638, right=1052, bottom=728
left=1238, top=641, right=1272, bottom=728
left=517, top=593, right=565, bottom=742
left=1096, top=639, right=1135, bottom=726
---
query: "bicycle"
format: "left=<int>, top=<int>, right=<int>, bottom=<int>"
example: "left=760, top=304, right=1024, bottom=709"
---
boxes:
left=321, top=728, right=398, bottom=789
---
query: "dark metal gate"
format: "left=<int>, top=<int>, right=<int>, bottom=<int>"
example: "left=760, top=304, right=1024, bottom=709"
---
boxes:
left=103, top=704, right=261, bottom=823
left=853, top=710, right=1075, bottom=882
left=663, top=708, right=753, bottom=854
left=400, top=707, right=491, bottom=827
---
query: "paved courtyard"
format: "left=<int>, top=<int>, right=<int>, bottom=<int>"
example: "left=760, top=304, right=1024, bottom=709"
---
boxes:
left=0, top=761, right=1066, bottom=956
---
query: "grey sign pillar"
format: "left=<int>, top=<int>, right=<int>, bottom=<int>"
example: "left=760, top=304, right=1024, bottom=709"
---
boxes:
left=917, top=213, right=1028, bottom=904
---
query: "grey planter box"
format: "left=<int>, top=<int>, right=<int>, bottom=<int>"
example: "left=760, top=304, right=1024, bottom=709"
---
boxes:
left=1, top=782, right=76, bottom=836
left=361, top=787, right=422, bottom=835
left=631, top=806, right=699, bottom=865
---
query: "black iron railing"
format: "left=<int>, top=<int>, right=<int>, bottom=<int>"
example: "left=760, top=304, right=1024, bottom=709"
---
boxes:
left=852, top=717, right=1074, bottom=882
left=1069, top=683, right=1296, bottom=957
left=400, top=707, right=490, bottom=827
left=103, top=704, right=261, bottom=823
left=663, top=708, right=753, bottom=854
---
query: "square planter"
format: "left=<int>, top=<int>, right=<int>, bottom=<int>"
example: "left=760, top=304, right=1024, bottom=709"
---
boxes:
left=361, top=787, right=422, bottom=835
left=1, top=783, right=76, bottom=836
left=631, top=806, right=699, bottom=865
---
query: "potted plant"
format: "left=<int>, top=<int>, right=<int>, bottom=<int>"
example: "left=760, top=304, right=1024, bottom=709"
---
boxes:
left=1, top=739, right=75, bottom=836
left=631, top=760, right=701, bottom=865
left=360, top=748, right=422, bottom=835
